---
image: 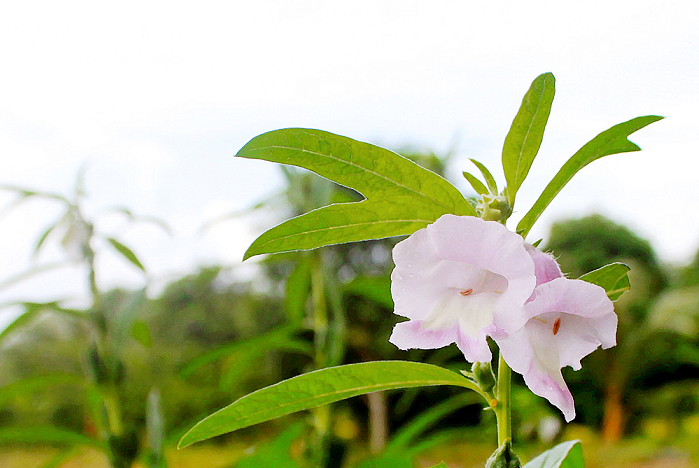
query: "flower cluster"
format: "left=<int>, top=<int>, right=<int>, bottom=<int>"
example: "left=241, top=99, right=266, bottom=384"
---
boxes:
left=389, top=215, right=617, bottom=421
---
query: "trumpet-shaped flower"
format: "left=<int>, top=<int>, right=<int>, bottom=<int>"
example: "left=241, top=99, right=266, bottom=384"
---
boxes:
left=389, top=215, right=536, bottom=362
left=496, top=277, right=617, bottom=421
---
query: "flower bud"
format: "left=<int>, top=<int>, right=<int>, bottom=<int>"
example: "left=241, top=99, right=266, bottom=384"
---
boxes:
left=485, top=440, right=522, bottom=468
left=477, top=194, right=513, bottom=222
left=472, top=361, right=496, bottom=393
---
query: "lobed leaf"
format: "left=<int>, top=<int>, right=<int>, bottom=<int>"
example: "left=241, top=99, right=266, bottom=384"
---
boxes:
left=238, top=129, right=474, bottom=259
left=502, top=72, right=556, bottom=206
left=579, top=262, right=630, bottom=301
left=524, top=440, right=584, bottom=468
left=517, top=115, right=663, bottom=237
left=178, top=361, right=481, bottom=448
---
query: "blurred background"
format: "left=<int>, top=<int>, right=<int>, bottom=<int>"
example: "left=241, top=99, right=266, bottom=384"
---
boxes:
left=0, top=1, right=697, bottom=467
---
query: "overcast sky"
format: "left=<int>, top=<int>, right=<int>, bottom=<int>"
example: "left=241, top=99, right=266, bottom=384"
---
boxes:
left=0, top=1, right=698, bottom=311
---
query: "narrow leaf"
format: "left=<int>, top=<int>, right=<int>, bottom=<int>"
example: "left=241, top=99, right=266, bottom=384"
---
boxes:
left=503, top=72, right=556, bottom=206
left=178, top=361, right=480, bottom=448
left=579, top=262, right=630, bottom=301
left=462, top=172, right=489, bottom=195
left=179, top=326, right=307, bottom=378
left=106, top=237, right=146, bottom=272
left=524, top=440, right=584, bottom=468
left=238, top=129, right=474, bottom=259
left=517, top=115, right=663, bottom=237
left=284, top=256, right=312, bottom=324
left=470, top=159, right=498, bottom=194
left=0, top=427, right=105, bottom=449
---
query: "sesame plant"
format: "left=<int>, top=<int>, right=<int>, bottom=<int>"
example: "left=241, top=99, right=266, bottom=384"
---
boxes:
left=178, top=73, right=662, bottom=467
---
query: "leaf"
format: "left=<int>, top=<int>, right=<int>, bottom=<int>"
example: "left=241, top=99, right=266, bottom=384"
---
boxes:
left=462, top=171, right=489, bottom=195
left=502, top=72, right=556, bottom=206
left=178, top=361, right=481, bottom=448
left=0, top=374, right=86, bottom=407
left=470, top=159, right=498, bottom=194
left=179, top=326, right=309, bottom=378
left=523, top=440, right=584, bottom=468
left=235, top=422, right=305, bottom=468
left=579, top=262, right=631, bottom=301
left=386, top=392, right=480, bottom=452
left=106, top=237, right=146, bottom=272
left=238, top=129, right=474, bottom=259
left=132, top=321, right=153, bottom=348
left=427, top=463, right=450, bottom=468
left=0, top=427, right=105, bottom=449
left=344, top=275, right=393, bottom=309
left=284, top=256, right=312, bottom=324
left=517, top=115, right=663, bottom=237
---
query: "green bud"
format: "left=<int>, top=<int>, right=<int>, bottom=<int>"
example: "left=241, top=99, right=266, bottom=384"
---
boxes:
left=485, top=440, right=522, bottom=468
left=477, top=194, right=513, bottom=222
left=472, top=361, right=496, bottom=393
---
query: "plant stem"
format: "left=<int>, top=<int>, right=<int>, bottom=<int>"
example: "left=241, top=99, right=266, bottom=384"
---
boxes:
left=495, top=352, right=512, bottom=446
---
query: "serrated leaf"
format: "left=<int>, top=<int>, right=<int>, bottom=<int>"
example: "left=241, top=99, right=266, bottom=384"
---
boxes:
left=178, top=361, right=480, bottom=448
left=238, top=129, right=474, bottom=259
left=579, top=262, right=630, bottom=301
left=503, top=72, right=556, bottom=206
left=470, top=159, right=498, bottom=194
left=462, top=171, right=489, bottom=195
left=517, top=115, right=663, bottom=237
left=524, top=440, right=583, bottom=468
left=106, top=237, right=146, bottom=272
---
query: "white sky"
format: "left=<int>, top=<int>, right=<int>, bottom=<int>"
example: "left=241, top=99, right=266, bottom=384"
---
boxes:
left=0, top=1, right=698, bottom=312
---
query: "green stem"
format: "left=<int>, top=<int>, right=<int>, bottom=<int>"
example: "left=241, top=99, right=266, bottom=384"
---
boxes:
left=495, top=352, right=512, bottom=446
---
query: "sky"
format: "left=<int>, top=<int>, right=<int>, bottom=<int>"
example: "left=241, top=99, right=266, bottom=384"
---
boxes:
left=0, top=1, right=698, bottom=314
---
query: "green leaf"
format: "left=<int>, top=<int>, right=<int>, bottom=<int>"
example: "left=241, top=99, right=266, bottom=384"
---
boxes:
left=462, top=171, right=489, bottom=195
left=179, top=326, right=309, bottom=378
left=0, top=427, right=105, bottom=449
left=386, top=392, right=480, bottom=452
left=523, top=440, right=584, bottom=468
left=579, top=262, right=630, bottom=301
left=235, top=422, right=305, bottom=468
left=284, top=256, right=312, bottom=324
left=470, top=159, right=498, bottom=194
left=178, top=361, right=481, bottom=448
left=427, top=463, right=450, bottom=468
left=106, top=237, right=145, bottom=272
left=344, top=275, right=393, bottom=309
left=517, top=115, right=663, bottom=237
left=132, top=321, right=153, bottom=348
left=238, top=129, right=474, bottom=259
left=502, top=72, right=556, bottom=206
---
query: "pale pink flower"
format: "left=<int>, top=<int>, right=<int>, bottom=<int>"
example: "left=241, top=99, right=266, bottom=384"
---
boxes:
left=389, top=215, right=536, bottom=362
left=496, top=277, right=617, bottom=421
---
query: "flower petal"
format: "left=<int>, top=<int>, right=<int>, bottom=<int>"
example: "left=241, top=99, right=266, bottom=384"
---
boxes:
left=497, top=277, right=617, bottom=421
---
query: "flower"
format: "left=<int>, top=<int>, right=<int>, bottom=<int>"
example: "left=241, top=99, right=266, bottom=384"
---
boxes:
left=496, top=277, right=617, bottom=421
left=389, top=215, right=537, bottom=362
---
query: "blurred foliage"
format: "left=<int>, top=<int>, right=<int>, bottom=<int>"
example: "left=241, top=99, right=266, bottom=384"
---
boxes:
left=0, top=159, right=698, bottom=466
left=545, top=214, right=699, bottom=442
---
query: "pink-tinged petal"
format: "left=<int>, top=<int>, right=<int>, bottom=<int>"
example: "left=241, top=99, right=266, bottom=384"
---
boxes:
left=525, top=244, right=563, bottom=286
left=498, top=320, right=576, bottom=421
left=390, top=215, right=536, bottom=362
left=497, top=277, right=617, bottom=421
